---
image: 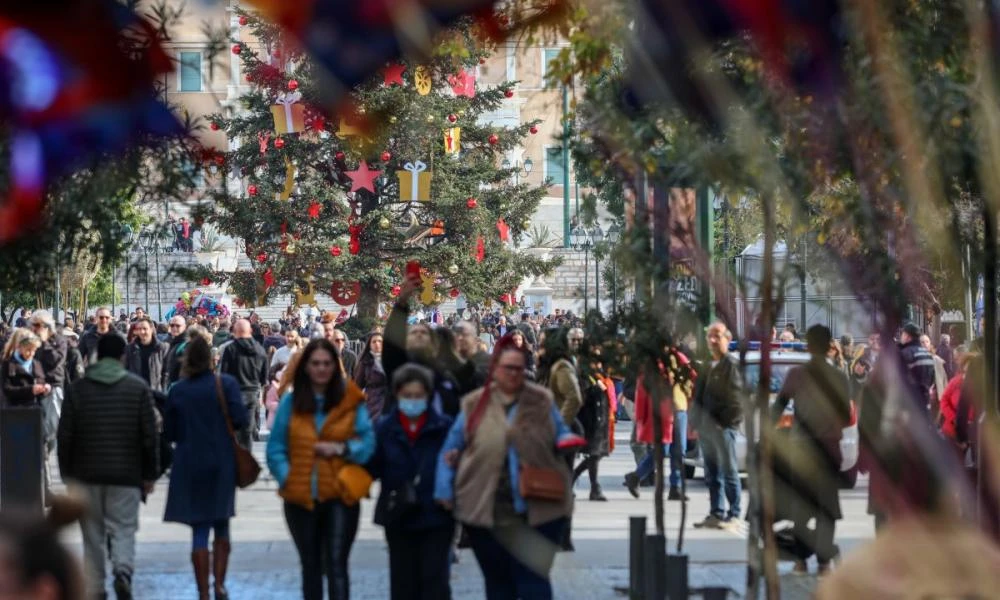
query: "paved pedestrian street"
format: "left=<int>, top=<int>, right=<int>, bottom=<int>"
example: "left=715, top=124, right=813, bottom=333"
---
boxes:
left=53, top=424, right=875, bottom=598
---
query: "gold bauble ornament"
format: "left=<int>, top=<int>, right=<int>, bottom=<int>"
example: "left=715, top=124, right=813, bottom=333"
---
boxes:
left=448, top=264, right=459, bottom=275
left=378, top=216, right=391, bottom=229
left=425, top=114, right=435, bottom=123
left=389, top=115, right=398, bottom=123
left=521, top=218, right=531, bottom=230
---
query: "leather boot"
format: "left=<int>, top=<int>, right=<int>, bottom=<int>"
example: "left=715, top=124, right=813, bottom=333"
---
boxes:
left=212, top=539, right=231, bottom=600
left=191, top=549, right=210, bottom=600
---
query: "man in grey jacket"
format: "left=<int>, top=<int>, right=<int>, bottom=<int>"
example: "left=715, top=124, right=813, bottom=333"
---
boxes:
left=218, top=319, right=268, bottom=448
left=124, top=317, right=169, bottom=393
left=58, top=334, right=159, bottom=600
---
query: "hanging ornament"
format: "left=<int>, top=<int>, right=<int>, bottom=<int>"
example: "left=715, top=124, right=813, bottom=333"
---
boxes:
left=256, top=251, right=267, bottom=263
left=248, top=185, right=258, bottom=197
left=201, top=277, right=212, bottom=286
left=274, top=137, right=285, bottom=149
left=475, top=236, right=485, bottom=263
left=346, top=160, right=382, bottom=193
left=331, top=281, right=361, bottom=305
left=397, top=161, right=432, bottom=201
left=238, top=15, right=248, bottom=26
left=488, top=134, right=499, bottom=145
left=425, top=114, right=435, bottom=123
left=450, top=288, right=461, bottom=299
left=279, top=159, right=295, bottom=201
left=430, top=219, right=445, bottom=236
left=529, top=125, right=538, bottom=135
left=444, top=128, right=461, bottom=155
left=497, top=217, right=510, bottom=242
left=213, top=155, right=225, bottom=167
left=447, top=114, right=458, bottom=123
left=381, top=151, right=392, bottom=162
left=336, top=118, right=363, bottom=138
left=210, top=122, right=220, bottom=131
left=390, top=285, right=402, bottom=298
left=335, top=151, right=346, bottom=161
left=307, top=200, right=321, bottom=219
left=420, top=272, right=436, bottom=305
left=262, top=268, right=274, bottom=290
left=258, top=132, right=271, bottom=155
left=348, top=224, right=362, bottom=255
left=414, top=66, right=432, bottom=95
left=231, top=44, right=242, bottom=55
left=294, top=278, right=316, bottom=306
left=466, top=197, right=478, bottom=209
left=271, top=91, right=305, bottom=134
left=504, top=89, right=514, bottom=98
left=287, top=79, right=299, bottom=91
left=448, top=264, right=459, bottom=275
left=389, top=116, right=398, bottom=124
left=330, top=246, right=342, bottom=257
left=479, top=57, right=487, bottom=65
left=521, top=218, right=532, bottom=230
left=378, top=216, right=391, bottom=229
left=382, top=63, right=406, bottom=86
left=447, top=69, right=476, bottom=98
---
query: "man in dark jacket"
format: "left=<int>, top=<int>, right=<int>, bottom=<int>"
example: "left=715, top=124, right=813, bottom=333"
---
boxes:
left=218, top=319, right=268, bottom=449
left=323, top=321, right=358, bottom=377
left=899, top=322, right=937, bottom=415
left=79, top=307, right=125, bottom=365
left=453, top=321, right=490, bottom=387
left=773, top=325, right=851, bottom=574
left=62, top=329, right=85, bottom=384
left=164, top=315, right=188, bottom=387
left=124, top=317, right=169, bottom=393
left=58, top=333, right=158, bottom=600
left=692, top=321, right=745, bottom=529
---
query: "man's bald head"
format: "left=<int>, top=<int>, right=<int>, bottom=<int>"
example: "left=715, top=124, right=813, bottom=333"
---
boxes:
left=232, top=319, right=252, bottom=338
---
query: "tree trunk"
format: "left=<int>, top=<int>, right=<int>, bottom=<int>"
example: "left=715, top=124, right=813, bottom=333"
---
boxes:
left=356, top=279, right=380, bottom=322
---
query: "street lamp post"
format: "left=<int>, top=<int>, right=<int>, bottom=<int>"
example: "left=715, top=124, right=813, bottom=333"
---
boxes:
left=571, top=225, right=604, bottom=316
left=138, top=230, right=165, bottom=322
left=501, top=157, right=534, bottom=185
left=606, top=223, right=622, bottom=315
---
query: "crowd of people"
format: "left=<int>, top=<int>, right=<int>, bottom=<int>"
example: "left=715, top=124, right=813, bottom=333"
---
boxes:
left=0, top=283, right=987, bottom=599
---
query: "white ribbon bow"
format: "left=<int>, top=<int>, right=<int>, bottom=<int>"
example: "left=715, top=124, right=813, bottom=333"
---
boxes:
left=402, top=161, right=427, bottom=200
left=275, top=91, right=302, bottom=130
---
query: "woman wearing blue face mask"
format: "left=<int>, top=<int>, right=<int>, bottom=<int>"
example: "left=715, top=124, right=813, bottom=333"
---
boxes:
left=368, top=363, right=455, bottom=600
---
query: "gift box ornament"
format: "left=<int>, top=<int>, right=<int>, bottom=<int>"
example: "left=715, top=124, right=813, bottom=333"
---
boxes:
left=397, top=161, right=432, bottom=201
left=444, top=127, right=461, bottom=155
left=271, top=91, right=305, bottom=134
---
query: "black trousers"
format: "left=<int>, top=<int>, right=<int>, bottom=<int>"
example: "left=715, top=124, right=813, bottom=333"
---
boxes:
left=386, top=525, right=455, bottom=600
left=284, top=500, right=360, bottom=600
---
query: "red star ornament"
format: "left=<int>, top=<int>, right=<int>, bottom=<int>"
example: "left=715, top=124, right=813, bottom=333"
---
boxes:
left=346, top=161, right=382, bottom=193
left=308, top=200, right=321, bottom=219
left=496, top=217, right=510, bottom=242
left=383, top=63, right=406, bottom=86
left=448, top=69, right=476, bottom=98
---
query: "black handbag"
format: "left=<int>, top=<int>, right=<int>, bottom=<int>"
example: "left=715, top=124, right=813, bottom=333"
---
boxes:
left=374, top=454, right=427, bottom=528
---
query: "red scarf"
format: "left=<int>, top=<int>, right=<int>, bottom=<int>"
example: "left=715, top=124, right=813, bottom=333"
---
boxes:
left=398, top=412, right=427, bottom=443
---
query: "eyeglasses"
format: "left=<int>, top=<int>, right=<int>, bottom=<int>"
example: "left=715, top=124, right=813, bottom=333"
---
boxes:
left=498, top=364, right=525, bottom=372
left=169, top=324, right=183, bottom=328
left=333, top=337, right=346, bottom=342
left=97, top=316, right=111, bottom=320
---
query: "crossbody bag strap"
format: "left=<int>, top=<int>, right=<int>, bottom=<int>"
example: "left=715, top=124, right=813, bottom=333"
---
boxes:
left=214, top=375, right=237, bottom=439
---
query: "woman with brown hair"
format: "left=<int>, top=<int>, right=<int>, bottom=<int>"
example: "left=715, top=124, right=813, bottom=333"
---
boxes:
left=434, top=334, right=583, bottom=600
left=1, top=328, right=49, bottom=406
left=266, top=338, right=375, bottom=600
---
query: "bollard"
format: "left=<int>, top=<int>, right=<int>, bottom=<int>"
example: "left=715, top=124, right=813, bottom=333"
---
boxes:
left=629, top=516, right=647, bottom=599
left=665, top=553, right=688, bottom=600
left=643, top=534, right=666, bottom=600
left=0, top=407, right=44, bottom=514
left=700, top=587, right=730, bottom=600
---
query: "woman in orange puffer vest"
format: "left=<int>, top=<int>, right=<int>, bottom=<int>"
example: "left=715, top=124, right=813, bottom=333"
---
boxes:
left=266, top=338, right=376, bottom=600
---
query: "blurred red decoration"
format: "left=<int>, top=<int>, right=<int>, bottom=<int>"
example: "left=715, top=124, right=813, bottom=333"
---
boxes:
left=382, top=63, right=406, bottom=87
left=247, top=185, right=258, bottom=196
left=380, top=151, right=392, bottom=162
left=263, top=268, right=274, bottom=289
left=274, top=138, right=285, bottom=149
left=449, top=288, right=460, bottom=299
left=479, top=57, right=487, bottom=65
left=214, top=155, right=225, bottom=166
left=201, top=277, right=212, bottom=286
left=231, top=44, right=242, bottom=55
left=466, top=197, right=477, bottom=209
left=448, top=69, right=476, bottom=98
left=256, top=252, right=267, bottom=263
left=391, top=285, right=401, bottom=297
left=504, top=89, right=514, bottom=98
left=330, top=246, right=342, bottom=257
left=348, top=224, right=362, bottom=255
left=496, top=217, right=510, bottom=241
left=331, top=282, right=361, bottom=305
left=448, top=114, right=458, bottom=123
left=529, top=125, right=538, bottom=134
left=287, top=79, right=299, bottom=91
left=210, top=122, right=220, bottom=131
left=335, top=151, right=346, bottom=161
left=475, top=236, right=485, bottom=262
left=239, top=15, right=249, bottom=26
left=307, top=200, right=321, bottom=219
left=488, top=134, right=499, bottom=145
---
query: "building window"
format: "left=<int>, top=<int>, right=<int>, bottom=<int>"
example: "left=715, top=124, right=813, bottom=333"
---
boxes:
left=179, top=51, right=202, bottom=92
left=544, top=146, right=566, bottom=184
left=542, top=48, right=560, bottom=88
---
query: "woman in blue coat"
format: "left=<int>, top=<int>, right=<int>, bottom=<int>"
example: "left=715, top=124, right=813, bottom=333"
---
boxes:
left=164, top=330, right=248, bottom=600
left=368, top=363, right=455, bottom=600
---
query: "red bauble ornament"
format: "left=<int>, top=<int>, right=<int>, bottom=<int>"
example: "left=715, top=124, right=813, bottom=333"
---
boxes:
left=256, top=252, right=267, bottom=263
left=466, top=197, right=478, bottom=209
left=214, top=155, right=225, bottom=166
left=247, top=185, right=258, bottom=196
left=448, top=114, right=458, bottom=123
left=391, top=285, right=402, bottom=297
left=488, top=134, right=499, bottom=145
left=231, top=44, right=242, bottom=55
left=449, top=288, right=460, bottom=299
left=274, top=138, right=285, bottom=149
left=210, top=122, right=220, bottom=131
left=504, top=89, right=514, bottom=98
left=287, top=79, right=299, bottom=91
left=200, top=277, right=212, bottom=286
left=529, top=125, right=538, bottom=135
left=380, top=151, right=392, bottom=162
left=335, top=151, right=346, bottom=161
left=479, top=57, right=487, bottom=65
left=330, top=246, right=342, bottom=257
left=238, top=15, right=248, bottom=26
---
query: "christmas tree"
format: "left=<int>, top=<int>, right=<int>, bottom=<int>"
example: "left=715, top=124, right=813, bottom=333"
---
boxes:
left=195, top=13, right=550, bottom=321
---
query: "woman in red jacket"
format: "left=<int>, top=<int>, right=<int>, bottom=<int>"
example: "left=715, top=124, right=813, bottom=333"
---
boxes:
left=939, top=353, right=975, bottom=452
left=622, top=368, right=674, bottom=498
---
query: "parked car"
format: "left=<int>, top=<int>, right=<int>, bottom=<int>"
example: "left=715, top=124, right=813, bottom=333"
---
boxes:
left=684, top=343, right=860, bottom=488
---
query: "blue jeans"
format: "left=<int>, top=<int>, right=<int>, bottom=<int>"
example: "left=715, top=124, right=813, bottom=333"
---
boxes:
left=191, top=520, right=230, bottom=550
left=634, top=411, right=688, bottom=488
left=701, top=424, right=742, bottom=519
left=466, top=518, right=566, bottom=600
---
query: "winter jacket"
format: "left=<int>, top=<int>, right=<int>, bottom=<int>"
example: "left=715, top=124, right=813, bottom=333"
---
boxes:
left=899, top=339, right=936, bottom=412
left=693, top=353, right=745, bottom=429
left=36, top=335, right=67, bottom=389
left=634, top=373, right=675, bottom=445
left=124, top=339, right=170, bottom=392
left=545, top=358, right=583, bottom=427
left=939, top=374, right=969, bottom=441
left=578, top=375, right=612, bottom=455
left=218, top=338, right=269, bottom=392
left=78, top=329, right=126, bottom=366
left=774, top=357, right=851, bottom=443
left=354, top=354, right=388, bottom=421
left=164, top=372, right=248, bottom=524
left=383, top=303, right=462, bottom=417
left=164, top=335, right=187, bottom=387
left=368, top=409, right=455, bottom=532
left=57, top=358, right=159, bottom=488
left=340, top=348, right=358, bottom=380
left=1, top=355, right=45, bottom=407
left=64, top=345, right=84, bottom=384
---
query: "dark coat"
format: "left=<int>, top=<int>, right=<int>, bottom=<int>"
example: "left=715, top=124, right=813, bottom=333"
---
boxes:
left=1, top=357, right=45, bottom=407
left=578, top=377, right=611, bottom=456
left=78, top=329, right=126, bottom=366
left=124, top=339, right=170, bottom=392
left=57, top=363, right=159, bottom=487
left=354, top=355, right=388, bottom=421
left=164, top=334, right=187, bottom=387
left=341, top=348, right=358, bottom=380
left=163, top=372, right=248, bottom=525
left=218, top=338, right=268, bottom=392
left=64, top=345, right=84, bottom=384
left=692, top=353, right=745, bottom=429
left=368, top=409, right=455, bottom=532
left=36, top=335, right=67, bottom=388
